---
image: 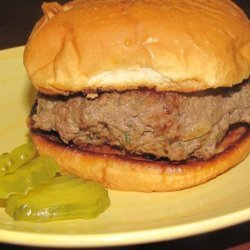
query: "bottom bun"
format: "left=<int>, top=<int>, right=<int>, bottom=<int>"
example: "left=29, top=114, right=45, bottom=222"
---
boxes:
left=31, top=126, right=250, bottom=192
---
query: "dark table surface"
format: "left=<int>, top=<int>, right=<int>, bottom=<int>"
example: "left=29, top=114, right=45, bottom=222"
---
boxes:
left=0, top=0, right=250, bottom=249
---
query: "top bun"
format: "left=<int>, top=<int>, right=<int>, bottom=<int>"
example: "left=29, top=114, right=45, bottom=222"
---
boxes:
left=24, top=0, right=250, bottom=94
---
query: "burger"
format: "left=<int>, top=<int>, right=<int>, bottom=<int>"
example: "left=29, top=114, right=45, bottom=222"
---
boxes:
left=25, top=0, right=250, bottom=192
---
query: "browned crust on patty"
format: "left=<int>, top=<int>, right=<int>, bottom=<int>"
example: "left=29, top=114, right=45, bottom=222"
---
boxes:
left=31, top=125, right=250, bottom=192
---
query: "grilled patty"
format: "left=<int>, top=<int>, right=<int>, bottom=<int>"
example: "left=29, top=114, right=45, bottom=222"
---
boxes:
left=31, top=81, right=250, bottom=161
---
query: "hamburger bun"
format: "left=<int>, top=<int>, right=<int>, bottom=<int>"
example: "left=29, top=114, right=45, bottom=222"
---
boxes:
left=24, top=0, right=250, bottom=95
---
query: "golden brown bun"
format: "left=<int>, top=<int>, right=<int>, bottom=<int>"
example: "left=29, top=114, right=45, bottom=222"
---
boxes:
left=24, top=0, right=250, bottom=95
left=31, top=126, right=250, bottom=192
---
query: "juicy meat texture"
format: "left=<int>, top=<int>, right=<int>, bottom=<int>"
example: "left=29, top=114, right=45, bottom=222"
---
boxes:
left=31, top=82, right=250, bottom=161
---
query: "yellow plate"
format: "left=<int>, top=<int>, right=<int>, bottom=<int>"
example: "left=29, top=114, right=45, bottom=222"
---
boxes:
left=0, top=47, right=249, bottom=248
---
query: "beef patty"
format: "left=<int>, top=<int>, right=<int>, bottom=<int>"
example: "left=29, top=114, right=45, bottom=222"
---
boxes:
left=31, top=81, right=250, bottom=161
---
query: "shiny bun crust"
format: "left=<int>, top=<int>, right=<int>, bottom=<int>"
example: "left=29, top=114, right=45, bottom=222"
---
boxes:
left=24, top=0, right=250, bottom=94
left=31, top=126, right=250, bottom=192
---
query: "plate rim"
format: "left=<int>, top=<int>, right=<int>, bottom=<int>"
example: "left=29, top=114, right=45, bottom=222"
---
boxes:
left=0, top=207, right=249, bottom=247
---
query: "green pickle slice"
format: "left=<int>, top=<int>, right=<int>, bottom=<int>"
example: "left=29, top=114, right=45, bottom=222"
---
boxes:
left=0, top=156, right=60, bottom=198
left=6, top=175, right=110, bottom=222
left=0, top=142, right=38, bottom=175
left=0, top=153, right=11, bottom=176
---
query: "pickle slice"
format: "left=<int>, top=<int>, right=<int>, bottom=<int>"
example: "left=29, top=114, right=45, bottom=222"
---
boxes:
left=0, top=156, right=60, bottom=198
left=0, top=142, right=38, bottom=175
left=0, top=153, right=11, bottom=176
left=6, top=175, right=110, bottom=222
